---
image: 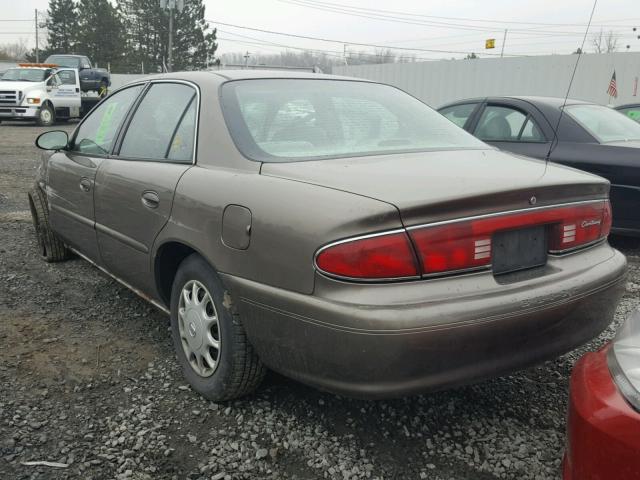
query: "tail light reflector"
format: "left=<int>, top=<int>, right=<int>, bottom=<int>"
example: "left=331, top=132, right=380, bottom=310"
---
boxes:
left=548, top=201, right=612, bottom=251
left=409, top=200, right=611, bottom=275
left=315, top=231, right=419, bottom=280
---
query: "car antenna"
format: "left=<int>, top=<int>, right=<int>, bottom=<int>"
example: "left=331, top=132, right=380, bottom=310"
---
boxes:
left=545, top=0, right=598, bottom=165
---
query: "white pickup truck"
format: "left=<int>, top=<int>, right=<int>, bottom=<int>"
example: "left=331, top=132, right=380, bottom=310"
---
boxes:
left=0, top=63, right=100, bottom=126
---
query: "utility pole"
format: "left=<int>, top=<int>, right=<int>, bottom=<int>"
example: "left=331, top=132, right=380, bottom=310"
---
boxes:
left=168, top=10, right=173, bottom=72
left=243, top=51, right=250, bottom=68
left=500, top=29, right=508, bottom=58
left=159, top=0, right=185, bottom=72
left=34, top=9, right=39, bottom=63
left=343, top=44, right=348, bottom=65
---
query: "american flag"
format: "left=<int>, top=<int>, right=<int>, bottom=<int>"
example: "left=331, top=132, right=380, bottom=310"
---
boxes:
left=607, top=70, right=618, bottom=98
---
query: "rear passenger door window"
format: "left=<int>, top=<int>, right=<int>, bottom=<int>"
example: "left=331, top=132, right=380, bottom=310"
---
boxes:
left=118, top=82, right=197, bottom=162
left=474, top=105, right=545, bottom=142
left=439, top=103, right=478, bottom=129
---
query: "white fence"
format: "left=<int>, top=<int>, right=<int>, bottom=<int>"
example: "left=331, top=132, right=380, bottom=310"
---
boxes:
left=332, top=52, right=640, bottom=108
left=110, top=74, right=147, bottom=89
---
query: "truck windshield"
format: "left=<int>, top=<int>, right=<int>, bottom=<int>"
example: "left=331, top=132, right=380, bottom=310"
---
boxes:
left=221, top=79, right=487, bottom=162
left=1, top=68, right=48, bottom=82
left=46, top=56, right=80, bottom=68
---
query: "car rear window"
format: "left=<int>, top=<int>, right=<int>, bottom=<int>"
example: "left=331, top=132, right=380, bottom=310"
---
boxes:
left=565, top=104, right=640, bottom=143
left=46, top=56, right=80, bottom=68
left=221, top=79, right=487, bottom=162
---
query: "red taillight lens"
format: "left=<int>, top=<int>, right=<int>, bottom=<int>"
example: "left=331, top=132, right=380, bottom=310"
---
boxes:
left=316, top=200, right=611, bottom=281
left=548, top=201, right=611, bottom=251
left=409, top=200, right=611, bottom=275
left=408, top=221, right=492, bottom=275
left=315, top=231, right=419, bottom=279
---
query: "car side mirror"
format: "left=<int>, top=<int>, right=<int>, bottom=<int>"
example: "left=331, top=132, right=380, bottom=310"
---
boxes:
left=36, top=130, right=69, bottom=150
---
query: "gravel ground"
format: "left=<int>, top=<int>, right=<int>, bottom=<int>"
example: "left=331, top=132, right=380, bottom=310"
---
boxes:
left=1, top=121, right=639, bottom=480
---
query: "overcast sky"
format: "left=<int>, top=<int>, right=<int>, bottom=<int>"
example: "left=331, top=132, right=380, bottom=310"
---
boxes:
left=3, top=0, right=640, bottom=60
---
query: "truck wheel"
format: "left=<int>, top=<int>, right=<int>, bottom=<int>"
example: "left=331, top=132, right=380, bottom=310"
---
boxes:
left=28, top=186, right=69, bottom=262
left=170, top=254, right=266, bottom=401
left=36, top=103, right=55, bottom=126
left=99, top=80, right=108, bottom=98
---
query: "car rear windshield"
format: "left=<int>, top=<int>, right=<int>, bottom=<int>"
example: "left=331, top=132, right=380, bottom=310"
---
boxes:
left=565, top=104, right=640, bottom=143
left=221, top=79, right=487, bottom=162
left=46, top=56, right=80, bottom=68
left=1, top=68, right=48, bottom=82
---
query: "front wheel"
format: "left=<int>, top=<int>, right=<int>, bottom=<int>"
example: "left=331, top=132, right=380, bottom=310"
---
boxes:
left=170, top=254, right=265, bottom=401
left=36, top=103, right=55, bottom=126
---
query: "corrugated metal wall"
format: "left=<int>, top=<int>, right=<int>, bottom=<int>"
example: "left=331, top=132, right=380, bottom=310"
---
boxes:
left=332, top=52, right=640, bottom=108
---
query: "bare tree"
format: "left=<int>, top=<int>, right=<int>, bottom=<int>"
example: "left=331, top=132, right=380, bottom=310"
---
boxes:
left=0, top=39, right=29, bottom=61
left=592, top=29, right=619, bottom=53
left=218, top=48, right=417, bottom=71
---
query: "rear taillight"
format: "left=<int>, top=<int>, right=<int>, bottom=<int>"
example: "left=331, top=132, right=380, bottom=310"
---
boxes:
left=315, top=200, right=611, bottom=281
left=548, top=201, right=612, bottom=251
left=315, top=231, right=419, bottom=280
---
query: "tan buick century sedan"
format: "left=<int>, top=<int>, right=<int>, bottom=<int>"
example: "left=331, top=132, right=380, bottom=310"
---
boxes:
left=29, top=71, right=627, bottom=400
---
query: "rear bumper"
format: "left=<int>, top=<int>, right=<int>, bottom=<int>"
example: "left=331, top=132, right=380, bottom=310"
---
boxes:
left=223, top=243, right=627, bottom=398
left=563, top=347, right=640, bottom=480
left=0, top=106, right=38, bottom=119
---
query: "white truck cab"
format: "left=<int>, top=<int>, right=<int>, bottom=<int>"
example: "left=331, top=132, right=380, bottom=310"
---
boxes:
left=0, top=63, right=83, bottom=126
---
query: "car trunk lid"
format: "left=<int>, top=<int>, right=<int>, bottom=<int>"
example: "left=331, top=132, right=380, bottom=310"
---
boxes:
left=261, top=148, right=609, bottom=227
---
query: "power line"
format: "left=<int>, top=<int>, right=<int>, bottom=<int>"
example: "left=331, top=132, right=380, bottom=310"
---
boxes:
left=278, top=0, right=634, bottom=36
left=278, top=0, right=638, bottom=29
left=207, top=19, right=525, bottom=57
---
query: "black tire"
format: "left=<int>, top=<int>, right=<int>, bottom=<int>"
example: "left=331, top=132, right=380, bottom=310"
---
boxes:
left=36, top=103, right=55, bottom=126
left=28, top=186, right=69, bottom=262
left=170, top=254, right=265, bottom=401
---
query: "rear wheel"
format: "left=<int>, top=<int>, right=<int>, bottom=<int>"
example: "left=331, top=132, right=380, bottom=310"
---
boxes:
left=36, top=103, right=55, bottom=126
left=170, top=254, right=266, bottom=401
left=98, top=80, right=108, bottom=98
left=28, top=186, right=69, bottom=262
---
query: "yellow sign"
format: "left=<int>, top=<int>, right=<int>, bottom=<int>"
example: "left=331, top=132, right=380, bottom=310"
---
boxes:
left=485, top=38, right=495, bottom=49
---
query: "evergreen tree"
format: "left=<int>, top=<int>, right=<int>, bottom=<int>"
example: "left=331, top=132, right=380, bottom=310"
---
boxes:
left=76, top=0, right=125, bottom=69
left=46, top=0, right=78, bottom=54
left=118, top=0, right=217, bottom=73
left=171, top=1, right=217, bottom=70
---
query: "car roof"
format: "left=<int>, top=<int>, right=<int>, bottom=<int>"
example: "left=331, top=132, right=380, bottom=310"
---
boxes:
left=133, top=69, right=372, bottom=84
left=441, top=95, right=594, bottom=109
left=614, top=103, right=640, bottom=109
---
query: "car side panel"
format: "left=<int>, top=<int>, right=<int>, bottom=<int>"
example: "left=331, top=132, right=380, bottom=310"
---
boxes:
left=153, top=166, right=403, bottom=296
left=46, top=151, right=105, bottom=263
left=94, top=159, right=191, bottom=296
left=550, top=143, right=640, bottom=234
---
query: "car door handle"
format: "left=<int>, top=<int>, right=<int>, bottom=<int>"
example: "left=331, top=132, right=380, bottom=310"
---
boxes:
left=141, top=191, right=160, bottom=209
left=79, top=178, right=92, bottom=192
